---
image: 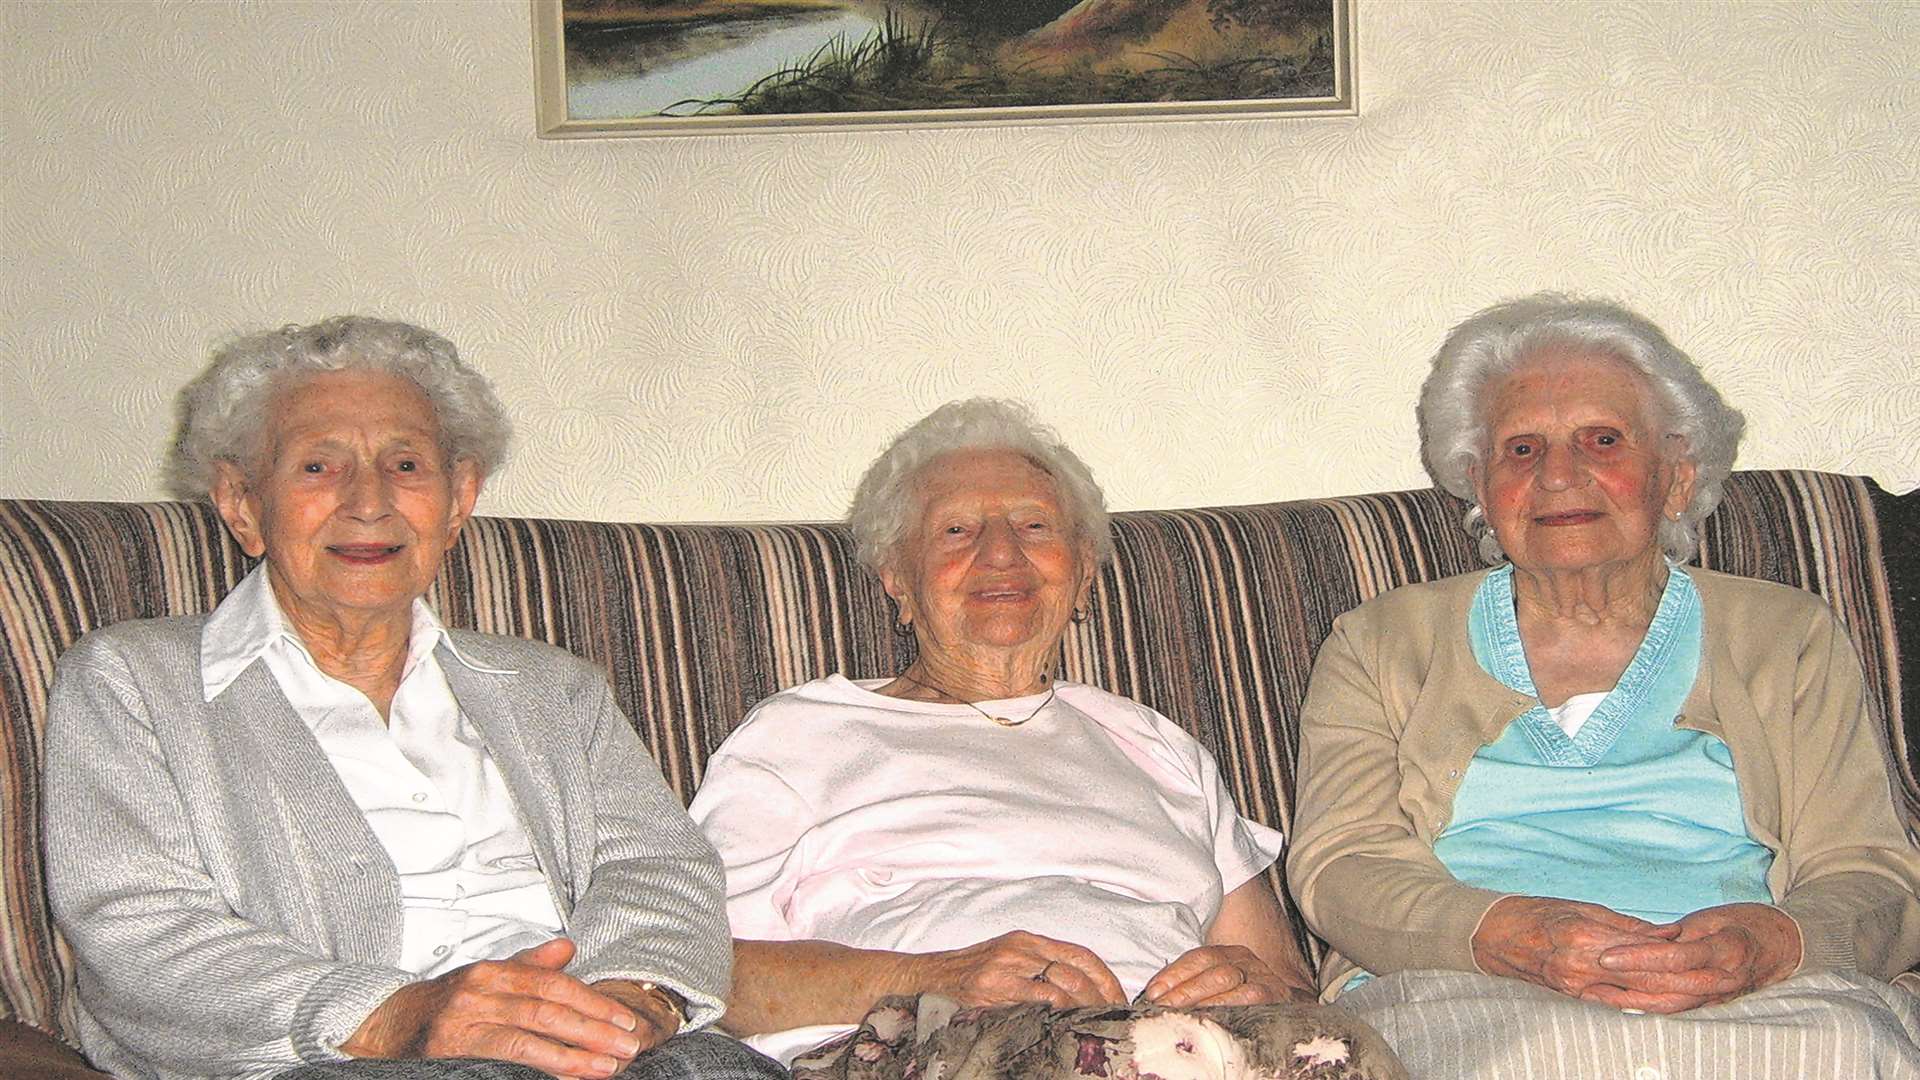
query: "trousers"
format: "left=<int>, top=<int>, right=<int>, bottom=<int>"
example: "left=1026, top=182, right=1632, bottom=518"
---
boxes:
left=272, top=1030, right=789, bottom=1080
left=1340, top=969, right=1920, bottom=1080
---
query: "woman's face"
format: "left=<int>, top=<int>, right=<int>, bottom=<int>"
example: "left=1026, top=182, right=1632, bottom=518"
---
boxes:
left=212, top=368, right=479, bottom=632
left=881, top=448, right=1093, bottom=661
left=1474, top=350, right=1696, bottom=578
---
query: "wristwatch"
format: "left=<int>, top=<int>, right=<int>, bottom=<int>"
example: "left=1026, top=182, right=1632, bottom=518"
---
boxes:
left=635, top=981, right=688, bottom=1033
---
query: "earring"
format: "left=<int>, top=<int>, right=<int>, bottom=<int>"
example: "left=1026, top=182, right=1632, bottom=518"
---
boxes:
left=892, top=620, right=914, bottom=636
left=1071, top=606, right=1090, bottom=624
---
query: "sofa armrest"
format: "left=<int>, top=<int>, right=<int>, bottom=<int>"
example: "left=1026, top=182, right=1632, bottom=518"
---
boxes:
left=0, top=1020, right=110, bottom=1078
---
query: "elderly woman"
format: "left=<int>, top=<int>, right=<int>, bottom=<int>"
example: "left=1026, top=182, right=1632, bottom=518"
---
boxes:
left=1286, top=294, right=1920, bottom=1077
left=43, top=317, right=786, bottom=1080
left=688, top=399, right=1318, bottom=1066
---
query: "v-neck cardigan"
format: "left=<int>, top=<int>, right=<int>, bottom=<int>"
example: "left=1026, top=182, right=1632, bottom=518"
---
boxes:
left=1286, top=565, right=1920, bottom=999
left=43, top=616, right=729, bottom=1080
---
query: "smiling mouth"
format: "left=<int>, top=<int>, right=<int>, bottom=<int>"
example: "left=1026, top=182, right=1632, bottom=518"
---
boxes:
left=1533, top=511, right=1602, bottom=526
left=972, top=588, right=1034, bottom=603
left=328, top=544, right=404, bottom=563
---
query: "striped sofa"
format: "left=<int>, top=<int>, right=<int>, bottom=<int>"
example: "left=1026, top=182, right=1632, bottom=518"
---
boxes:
left=2, top=470, right=1915, bottom=1077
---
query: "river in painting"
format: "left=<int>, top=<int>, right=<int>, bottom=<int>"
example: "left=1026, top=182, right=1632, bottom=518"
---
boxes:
left=564, top=4, right=889, bottom=118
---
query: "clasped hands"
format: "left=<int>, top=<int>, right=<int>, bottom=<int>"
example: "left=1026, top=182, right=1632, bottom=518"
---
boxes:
left=342, top=937, right=681, bottom=1080
left=908, top=929, right=1316, bottom=1012
left=1471, top=896, right=1802, bottom=1013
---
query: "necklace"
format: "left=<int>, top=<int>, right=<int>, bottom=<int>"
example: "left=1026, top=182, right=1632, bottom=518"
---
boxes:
left=897, top=671, right=1056, bottom=727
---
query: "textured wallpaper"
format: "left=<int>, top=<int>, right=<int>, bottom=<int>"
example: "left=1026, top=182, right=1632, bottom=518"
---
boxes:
left=3, top=0, right=1916, bottom=523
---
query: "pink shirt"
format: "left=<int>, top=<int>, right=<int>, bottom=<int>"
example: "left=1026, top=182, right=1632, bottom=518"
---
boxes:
left=690, top=675, right=1283, bottom=1061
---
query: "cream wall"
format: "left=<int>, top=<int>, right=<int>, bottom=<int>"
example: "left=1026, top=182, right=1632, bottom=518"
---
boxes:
left=3, top=0, right=1915, bottom=521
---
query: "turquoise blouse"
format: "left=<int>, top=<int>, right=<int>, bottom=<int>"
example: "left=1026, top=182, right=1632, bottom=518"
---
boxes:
left=1432, top=564, right=1774, bottom=923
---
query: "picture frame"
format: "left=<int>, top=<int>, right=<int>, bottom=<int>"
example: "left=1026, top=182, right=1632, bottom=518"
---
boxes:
left=531, top=0, right=1354, bottom=138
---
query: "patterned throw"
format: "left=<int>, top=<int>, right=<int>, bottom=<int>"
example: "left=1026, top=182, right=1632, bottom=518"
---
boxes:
left=1, top=471, right=1914, bottom=1053
left=791, top=996, right=1407, bottom=1080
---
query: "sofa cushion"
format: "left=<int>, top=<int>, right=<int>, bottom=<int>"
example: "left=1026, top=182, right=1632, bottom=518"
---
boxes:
left=0, top=1019, right=109, bottom=1078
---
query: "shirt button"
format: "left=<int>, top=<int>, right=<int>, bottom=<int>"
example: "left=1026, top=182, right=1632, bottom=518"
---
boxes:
left=1448, top=768, right=1460, bottom=779
left=412, top=792, right=428, bottom=803
left=433, top=945, right=450, bottom=957
left=1635, top=1068, right=1663, bottom=1080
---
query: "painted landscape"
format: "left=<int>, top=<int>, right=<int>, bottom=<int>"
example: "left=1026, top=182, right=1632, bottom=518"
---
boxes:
left=559, top=0, right=1339, bottom=122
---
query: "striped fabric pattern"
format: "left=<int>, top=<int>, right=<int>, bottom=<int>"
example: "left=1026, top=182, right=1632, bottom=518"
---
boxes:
left=1, top=471, right=1913, bottom=1050
left=1341, top=968, right=1920, bottom=1078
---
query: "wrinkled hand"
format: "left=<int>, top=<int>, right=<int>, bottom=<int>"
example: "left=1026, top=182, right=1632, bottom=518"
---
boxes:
left=906, top=930, right=1126, bottom=1010
left=341, top=938, right=645, bottom=1080
left=1472, top=896, right=1680, bottom=1003
left=1589, top=903, right=1802, bottom=1013
left=1142, top=944, right=1317, bottom=1007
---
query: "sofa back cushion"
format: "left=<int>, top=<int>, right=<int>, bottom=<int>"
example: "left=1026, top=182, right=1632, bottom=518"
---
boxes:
left=1, top=471, right=1911, bottom=1042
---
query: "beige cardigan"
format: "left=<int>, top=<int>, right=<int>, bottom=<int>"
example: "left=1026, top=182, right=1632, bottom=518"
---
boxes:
left=1285, top=566, right=1920, bottom=998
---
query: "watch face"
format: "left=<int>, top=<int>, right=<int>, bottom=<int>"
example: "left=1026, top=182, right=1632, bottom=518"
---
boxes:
left=638, top=981, right=687, bottom=1024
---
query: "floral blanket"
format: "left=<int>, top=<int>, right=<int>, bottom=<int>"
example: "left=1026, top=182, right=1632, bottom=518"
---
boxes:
left=790, top=996, right=1407, bottom=1080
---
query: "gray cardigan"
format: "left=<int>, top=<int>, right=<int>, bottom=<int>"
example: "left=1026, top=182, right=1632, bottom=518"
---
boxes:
left=43, top=615, right=730, bottom=1080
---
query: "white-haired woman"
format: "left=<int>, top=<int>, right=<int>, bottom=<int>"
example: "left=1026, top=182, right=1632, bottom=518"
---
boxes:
left=43, top=317, right=785, bottom=1080
left=1286, top=293, right=1920, bottom=1077
left=689, top=399, right=1317, bottom=1065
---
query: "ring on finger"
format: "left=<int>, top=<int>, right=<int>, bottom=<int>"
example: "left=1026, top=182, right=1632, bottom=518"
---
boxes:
left=1034, top=961, right=1058, bottom=984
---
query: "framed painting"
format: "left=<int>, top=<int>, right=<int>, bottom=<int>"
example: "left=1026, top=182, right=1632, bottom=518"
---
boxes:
left=532, top=0, right=1354, bottom=137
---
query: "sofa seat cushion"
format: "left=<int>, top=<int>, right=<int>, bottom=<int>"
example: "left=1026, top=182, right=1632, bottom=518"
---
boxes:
left=0, top=1021, right=108, bottom=1078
